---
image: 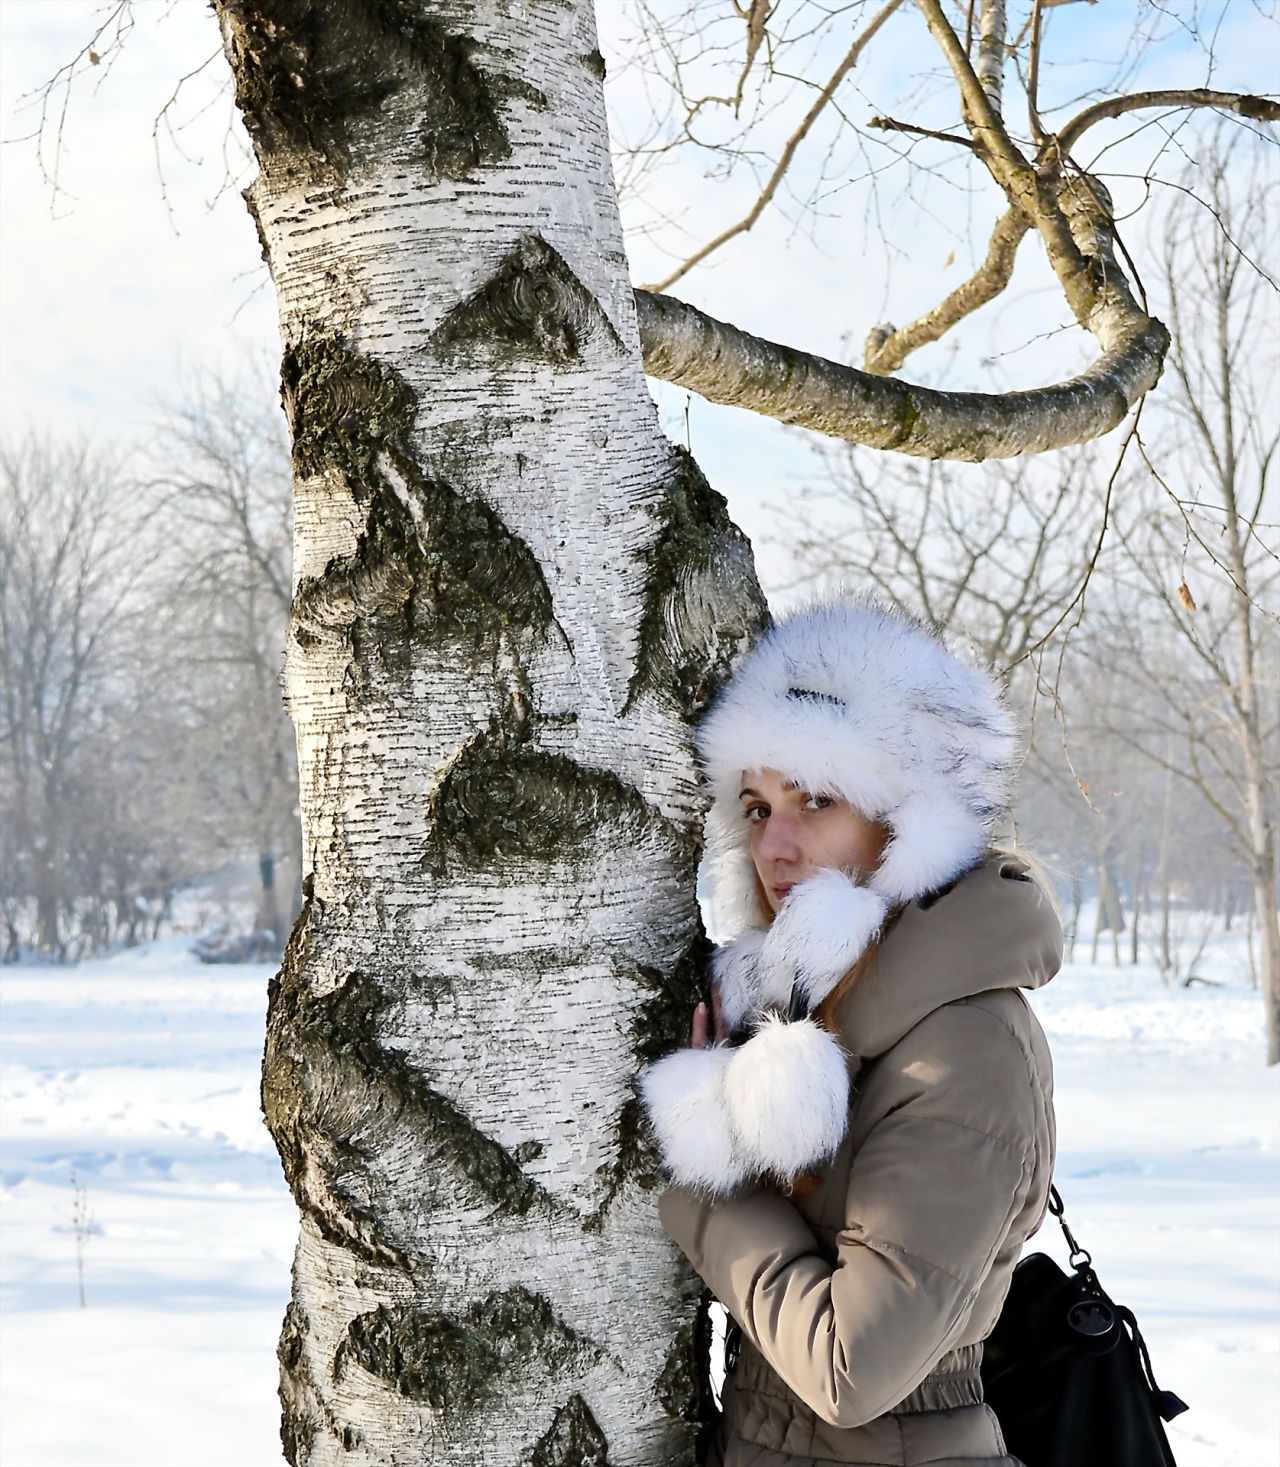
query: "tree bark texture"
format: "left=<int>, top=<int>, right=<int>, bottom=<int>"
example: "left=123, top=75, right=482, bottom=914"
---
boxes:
left=213, top=2, right=767, bottom=1461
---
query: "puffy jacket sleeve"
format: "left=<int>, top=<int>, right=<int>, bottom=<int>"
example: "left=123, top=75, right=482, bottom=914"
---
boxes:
left=658, top=997, right=1042, bottom=1429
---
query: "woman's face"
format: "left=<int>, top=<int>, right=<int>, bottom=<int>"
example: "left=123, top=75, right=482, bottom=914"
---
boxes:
left=741, top=768, right=889, bottom=914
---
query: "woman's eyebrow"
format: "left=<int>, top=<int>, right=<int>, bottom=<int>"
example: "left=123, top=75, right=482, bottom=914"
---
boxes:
left=738, top=786, right=761, bottom=800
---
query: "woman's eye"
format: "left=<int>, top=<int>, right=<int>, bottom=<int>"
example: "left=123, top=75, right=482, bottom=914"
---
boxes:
left=803, top=793, right=833, bottom=811
left=744, top=804, right=769, bottom=823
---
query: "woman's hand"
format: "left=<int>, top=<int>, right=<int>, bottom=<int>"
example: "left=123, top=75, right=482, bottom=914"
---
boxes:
left=690, top=985, right=730, bottom=1049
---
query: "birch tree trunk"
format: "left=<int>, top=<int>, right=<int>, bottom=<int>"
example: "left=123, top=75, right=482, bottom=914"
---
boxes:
left=212, top=2, right=766, bottom=1460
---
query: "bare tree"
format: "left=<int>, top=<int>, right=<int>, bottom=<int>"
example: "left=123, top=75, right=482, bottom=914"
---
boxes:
left=0, top=436, right=188, bottom=957
left=782, top=446, right=1106, bottom=669
left=1101, top=144, right=1280, bottom=1056
left=150, top=364, right=300, bottom=951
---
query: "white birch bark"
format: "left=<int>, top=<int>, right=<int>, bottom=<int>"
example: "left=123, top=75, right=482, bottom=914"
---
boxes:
left=973, top=0, right=1006, bottom=118
left=212, top=2, right=766, bottom=1461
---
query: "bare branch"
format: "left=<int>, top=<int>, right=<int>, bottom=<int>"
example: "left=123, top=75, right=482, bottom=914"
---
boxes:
left=915, top=0, right=1096, bottom=314
left=636, top=287, right=1167, bottom=458
left=866, top=114, right=978, bottom=150
left=863, top=206, right=1031, bottom=373
left=639, top=0, right=905, bottom=293
left=1002, top=406, right=1136, bottom=672
left=1057, top=90, right=1280, bottom=155
left=1026, top=0, right=1048, bottom=145
left=732, top=0, right=773, bottom=117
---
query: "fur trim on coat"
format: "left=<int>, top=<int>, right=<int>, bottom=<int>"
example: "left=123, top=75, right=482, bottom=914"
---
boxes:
left=639, top=599, right=1018, bottom=1196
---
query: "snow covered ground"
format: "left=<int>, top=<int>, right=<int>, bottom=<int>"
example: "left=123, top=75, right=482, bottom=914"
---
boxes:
left=1, top=924, right=1277, bottom=1466
left=1, top=941, right=294, bottom=1467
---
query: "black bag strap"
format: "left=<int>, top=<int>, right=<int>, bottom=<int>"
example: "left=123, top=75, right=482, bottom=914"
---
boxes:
left=1047, top=1184, right=1093, bottom=1270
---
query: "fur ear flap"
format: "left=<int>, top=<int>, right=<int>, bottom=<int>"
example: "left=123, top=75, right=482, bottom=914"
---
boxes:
left=700, top=804, right=767, bottom=944
left=757, top=869, right=889, bottom=1010
left=872, top=793, right=988, bottom=905
left=636, top=1046, right=745, bottom=1195
left=722, top=1016, right=850, bottom=1180
left=710, top=929, right=767, bottom=1034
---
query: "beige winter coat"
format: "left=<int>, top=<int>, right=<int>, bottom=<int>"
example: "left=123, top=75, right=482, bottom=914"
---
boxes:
left=660, top=856, right=1062, bottom=1467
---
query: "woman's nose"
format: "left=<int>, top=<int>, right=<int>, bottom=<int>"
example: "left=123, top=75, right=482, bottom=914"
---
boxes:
left=756, top=812, right=801, bottom=865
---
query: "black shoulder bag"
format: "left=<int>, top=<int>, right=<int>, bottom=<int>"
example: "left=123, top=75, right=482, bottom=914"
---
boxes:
left=981, top=1186, right=1189, bottom=1467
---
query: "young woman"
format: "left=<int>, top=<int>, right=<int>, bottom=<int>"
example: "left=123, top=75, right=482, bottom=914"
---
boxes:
left=640, top=599, right=1062, bottom=1467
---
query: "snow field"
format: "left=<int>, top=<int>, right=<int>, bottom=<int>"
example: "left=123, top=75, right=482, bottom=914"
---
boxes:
left=1, top=929, right=1277, bottom=1466
left=1024, top=948, right=1280, bottom=1467
left=1, top=942, right=294, bottom=1466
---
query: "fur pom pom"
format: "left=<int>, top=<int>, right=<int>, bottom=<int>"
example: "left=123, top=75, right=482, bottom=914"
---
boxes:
left=711, top=928, right=768, bottom=1034
left=722, top=1016, right=851, bottom=1180
left=637, top=1046, right=745, bottom=1195
left=758, top=869, right=889, bottom=1011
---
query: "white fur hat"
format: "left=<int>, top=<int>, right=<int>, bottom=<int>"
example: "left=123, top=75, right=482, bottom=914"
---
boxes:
left=638, top=598, right=1018, bottom=1196
left=698, top=597, right=1017, bottom=941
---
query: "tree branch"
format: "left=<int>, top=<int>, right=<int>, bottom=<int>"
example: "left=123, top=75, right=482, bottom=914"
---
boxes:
left=636, top=288, right=1167, bottom=459
left=863, top=206, right=1031, bottom=373
left=1058, top=89, right=1280, bottom=154
left=867, top=114, right=978, bottom=149
left=733, top=0, right=772, bottom=117
left=974, top=0, right=1007, bottom=118
left=1026, top=0, right=1048, bottom=144
left=915, top=0, right=1096, bottom=317
left=639, top=0, right=904, bottom=293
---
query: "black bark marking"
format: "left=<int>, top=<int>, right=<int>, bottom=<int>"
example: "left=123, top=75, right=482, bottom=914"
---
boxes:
left=242, top=185, right=271, bottom=266
left=263, top=898, right=552, bottom=1266
left=585, top=940, right=709, bottom=1227
left=292, top=465, right=556, bottom=657
left=278, top=1301, right=319, bottom=1467
left=582, top=50, right=606, bottom=80
left=435, top=234, right=624, bottom=364
left=630, top=943, right=710, bottom=1069
left=283, top=331, right=556, bottom=659
left=423, top=708, right=683, bottom=875
left=282, top=331, right=417, bottom=490
left=627, top=447, right=770, bottom=716
left=397, top=464, right=557, bottom=647
left=293, top=482, right=418, bottom=642
left=219, top=0, right=542, bottom=185
left=656, top=1291, right=719, bottom=1449
left=530, top=1394, right=610, bottom=1467
left=336, top=1288, right=599, bottom=1415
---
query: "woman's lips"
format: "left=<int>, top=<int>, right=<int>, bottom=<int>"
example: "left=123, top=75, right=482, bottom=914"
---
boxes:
left=773, top=883, right=794, bottom=903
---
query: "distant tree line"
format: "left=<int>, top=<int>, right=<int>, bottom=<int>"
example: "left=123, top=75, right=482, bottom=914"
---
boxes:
left=0, top=362, right=298, bottom=962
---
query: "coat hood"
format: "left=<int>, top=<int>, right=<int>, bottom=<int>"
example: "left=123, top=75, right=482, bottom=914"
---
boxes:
left=638, top=856, right=1061, bottom=1197
left=831, top=855, right=1063, bottom=1059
